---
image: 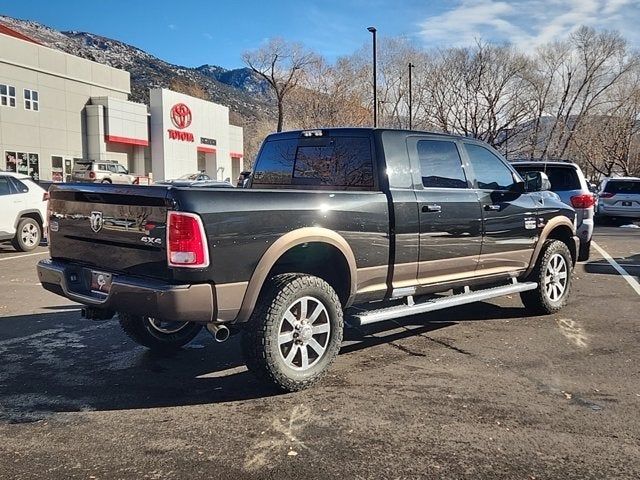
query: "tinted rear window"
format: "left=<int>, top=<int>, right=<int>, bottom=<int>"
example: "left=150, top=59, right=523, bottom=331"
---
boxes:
left=604, top=180, right=640, bottom=194
left=253, top=136, right=374, bottom=189
left=74, top=162, right=92, bottom=171
left=514, top=165, right=580, bottom=191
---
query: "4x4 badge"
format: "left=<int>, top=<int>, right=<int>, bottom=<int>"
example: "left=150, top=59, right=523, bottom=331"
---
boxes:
left=90, top=211, right=104, bottom=233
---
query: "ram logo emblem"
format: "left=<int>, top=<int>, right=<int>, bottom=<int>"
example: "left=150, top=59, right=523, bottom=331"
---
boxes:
left=89, top=211, right=104, bottom=233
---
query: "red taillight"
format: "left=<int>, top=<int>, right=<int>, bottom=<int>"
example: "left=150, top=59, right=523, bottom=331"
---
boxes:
left=167, top=211, right=209, bottom=268
left=599, top=192, right=615, bottom=198
left=89, top=171, right=96, bottom=179
left=570, top=193, right=596, bottom=209
left=42, top=192, right=49, bottom=202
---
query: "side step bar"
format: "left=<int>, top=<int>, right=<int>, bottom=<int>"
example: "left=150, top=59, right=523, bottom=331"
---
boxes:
left=350, top=281, right=538, bottom=326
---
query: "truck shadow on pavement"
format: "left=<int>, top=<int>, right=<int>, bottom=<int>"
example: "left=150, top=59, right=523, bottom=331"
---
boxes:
left=0, top=302, right=534, bottom=423
left=584, top=253, right=640, bottom=276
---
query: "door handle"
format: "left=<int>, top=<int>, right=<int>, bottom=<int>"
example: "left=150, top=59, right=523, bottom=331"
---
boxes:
left=422, top=204, right=442, bottom=213
left=484, top=204, right=501, bottom=211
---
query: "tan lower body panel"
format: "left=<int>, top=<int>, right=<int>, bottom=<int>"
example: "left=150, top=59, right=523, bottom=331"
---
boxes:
left=356, top=248, right=534, bottom=295
left=215, top=281, right=248, bottom=321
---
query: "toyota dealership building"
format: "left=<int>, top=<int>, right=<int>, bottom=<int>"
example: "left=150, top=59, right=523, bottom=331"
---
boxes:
left=0, top=23, right=244, bottom=183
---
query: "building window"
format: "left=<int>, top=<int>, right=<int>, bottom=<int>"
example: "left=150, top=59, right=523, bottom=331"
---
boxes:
left=24, top=89, right=39, bottom=111
left=0, top=84, right=16, bottom=107
left=5, top=151, right=39, bottom=180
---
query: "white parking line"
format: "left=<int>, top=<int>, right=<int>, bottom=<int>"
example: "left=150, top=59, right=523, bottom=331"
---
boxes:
left=592, top=241, right=640, bottom=296
left=0, top=251, right=48, bottom=262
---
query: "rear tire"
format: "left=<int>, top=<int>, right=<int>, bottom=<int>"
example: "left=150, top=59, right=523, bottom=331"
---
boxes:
left=520, top=240, right=573, bottom=315
left=118, top=314, right=202, bottom=352
left=12, top=217, right=41, bottom=252
left=242, top=274, right=343, bottom=392
left=101, top=178, right=112, bottom=184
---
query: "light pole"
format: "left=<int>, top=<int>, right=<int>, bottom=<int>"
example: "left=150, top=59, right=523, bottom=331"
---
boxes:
left=408, top=62, right=414, bottom=130
left=367, top=26, right=377, bottom=128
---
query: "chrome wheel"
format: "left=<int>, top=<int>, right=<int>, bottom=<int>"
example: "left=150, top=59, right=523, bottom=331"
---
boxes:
left=544, top=253, right=568, bottom=302
left=21, top=222, right=39, bottom=248
left=147, top=317, right=191, bottom=334
left=278, top=296, right=331, bottom=371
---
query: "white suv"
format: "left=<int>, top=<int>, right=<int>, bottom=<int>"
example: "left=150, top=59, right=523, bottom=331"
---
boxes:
left=0, top=171, right=48, bottom=251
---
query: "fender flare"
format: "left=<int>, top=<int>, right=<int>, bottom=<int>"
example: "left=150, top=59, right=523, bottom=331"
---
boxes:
left=525, top=216, right=576, bottom=276
left=233, top=227, right=358, bottom=323
left=14, top=209, right=44, bottom=229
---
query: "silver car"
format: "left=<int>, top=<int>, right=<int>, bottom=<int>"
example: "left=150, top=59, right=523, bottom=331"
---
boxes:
left=72, top=160, right=136, bottom=184
left=513, top=161, right=595, bottom=261
left=597, top=177, right=640, bottom=221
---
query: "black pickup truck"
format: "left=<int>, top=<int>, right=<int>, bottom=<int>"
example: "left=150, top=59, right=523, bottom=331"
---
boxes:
left=38, top=128, right=579, bottom=391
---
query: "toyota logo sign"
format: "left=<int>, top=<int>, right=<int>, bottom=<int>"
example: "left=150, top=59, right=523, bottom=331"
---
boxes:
left=170, top=103, right=192, bottom=129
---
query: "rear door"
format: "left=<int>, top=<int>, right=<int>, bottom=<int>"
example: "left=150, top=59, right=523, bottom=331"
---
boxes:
left=601, top=179, right=640, bottom=214
left=462, top=142, right=538, bottom=274
left=407, top=136, right=482, bottom=285
left=72, top=161, right=92, bottom=182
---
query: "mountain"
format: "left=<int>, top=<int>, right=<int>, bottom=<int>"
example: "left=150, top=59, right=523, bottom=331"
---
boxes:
left=0, top=15, right=275, bottom=153
left=196, top=65, right=270, bottom=96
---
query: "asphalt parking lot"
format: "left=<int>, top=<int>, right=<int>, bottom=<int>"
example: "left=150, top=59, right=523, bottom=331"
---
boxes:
left=0, top=224, right=639, bottom=479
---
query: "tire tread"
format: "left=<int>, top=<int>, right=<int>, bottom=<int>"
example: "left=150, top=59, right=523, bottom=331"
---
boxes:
left=242, top=273, right=343, bottom=392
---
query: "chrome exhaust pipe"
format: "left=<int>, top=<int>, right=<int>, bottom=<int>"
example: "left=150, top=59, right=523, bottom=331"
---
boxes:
left=206, top=323, right=230, bottom=343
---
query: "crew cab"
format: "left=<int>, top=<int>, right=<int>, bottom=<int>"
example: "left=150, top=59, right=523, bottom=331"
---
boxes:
left=38, top=128, right=579, bottom=391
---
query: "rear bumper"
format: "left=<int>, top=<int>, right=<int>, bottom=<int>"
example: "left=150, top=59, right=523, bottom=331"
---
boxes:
left=576, top=218, right=594, bottom=243
left=37, top=259, right=215, bottom=323
left=598, top=205, right=640, bottom=218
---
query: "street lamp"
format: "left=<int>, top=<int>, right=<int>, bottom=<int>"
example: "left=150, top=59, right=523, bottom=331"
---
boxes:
left=367, top=26, right=377, bottom=128
left=408, top=62, right=414, bottom=130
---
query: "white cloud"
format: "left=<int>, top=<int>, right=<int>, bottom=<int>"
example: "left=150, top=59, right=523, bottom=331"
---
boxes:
left=203, top=32, right=213, bottom=40
left=168, top=24, right=177, bottom=31
left=418, top=0, right=640, bottom=51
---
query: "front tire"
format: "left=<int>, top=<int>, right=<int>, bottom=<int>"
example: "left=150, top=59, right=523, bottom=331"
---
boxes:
left=521, top=240, right=573, bottom=314
left=119, top=314, right=203, bottom=352
left=12, top=217, right=41, bottom=252
left=242, top=274, right=344, bottom=392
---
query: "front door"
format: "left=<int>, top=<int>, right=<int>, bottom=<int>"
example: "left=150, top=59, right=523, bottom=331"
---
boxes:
left=407, top=137, right=483, bottom=285
left=462, top=142, right=538, bottom=274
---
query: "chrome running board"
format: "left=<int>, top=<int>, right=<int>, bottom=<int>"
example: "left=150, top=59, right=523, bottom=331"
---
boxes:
left=351, top=280, right=538, bottom=326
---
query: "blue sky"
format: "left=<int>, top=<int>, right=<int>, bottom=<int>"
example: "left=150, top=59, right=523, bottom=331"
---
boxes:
left=2, top=0, right=639, bottom=69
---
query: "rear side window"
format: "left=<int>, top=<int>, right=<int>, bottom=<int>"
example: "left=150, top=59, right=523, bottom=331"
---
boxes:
left=604, top=180, right=640, bottom=194
left=417, top=140, right=467, bottom=188
left=514, top=165, right=580, bottom=191
left=8, top=177, right=29, bottom=193
left=253, top=136, right=374, bottom=189
left=252, top=139, right=298, bottom=185
left=465, top=143, right=515, bottom=190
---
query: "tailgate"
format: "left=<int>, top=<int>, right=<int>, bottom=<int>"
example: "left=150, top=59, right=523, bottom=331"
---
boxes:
left=48, top=184, right=173, bottom=279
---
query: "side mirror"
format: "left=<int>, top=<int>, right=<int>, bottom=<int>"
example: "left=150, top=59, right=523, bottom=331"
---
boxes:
left=524, top=171, right=551, bottom=192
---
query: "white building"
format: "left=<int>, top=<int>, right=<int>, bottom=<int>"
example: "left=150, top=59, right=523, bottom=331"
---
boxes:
left=0, top=23, right=243, bottom=182
left=150, top=88, right=244, bottom=183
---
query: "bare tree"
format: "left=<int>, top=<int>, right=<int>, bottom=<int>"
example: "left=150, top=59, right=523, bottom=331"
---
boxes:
left=243, top=38, right=318, bottom=132
left=286, top=57, right=370, bottom=129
